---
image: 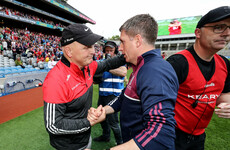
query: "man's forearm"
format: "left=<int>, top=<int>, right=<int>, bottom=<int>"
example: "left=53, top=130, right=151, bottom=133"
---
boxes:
left=109, top=66, right=127, bottom=77
left=215, top=92, right=230, bottom=118
left=110, top=139, right=140, bottom=150
left=216, top=92, right=230, bottom=105
left=95, top=55, right=126, bottom=74
left=104, top=105, right=115, bottom=115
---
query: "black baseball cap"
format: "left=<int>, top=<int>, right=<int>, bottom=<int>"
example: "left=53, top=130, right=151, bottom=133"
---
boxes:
left=196, top=6, right=230, bottom=28
left=61, top=23, right=103, bottom=46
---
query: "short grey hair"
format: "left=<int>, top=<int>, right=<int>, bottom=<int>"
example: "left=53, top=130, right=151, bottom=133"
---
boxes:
left=119, top=14, right=158, bottom=45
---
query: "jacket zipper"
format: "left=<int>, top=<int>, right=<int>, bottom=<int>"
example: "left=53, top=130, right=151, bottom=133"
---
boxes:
left=81, top=68, right=88, bottom=87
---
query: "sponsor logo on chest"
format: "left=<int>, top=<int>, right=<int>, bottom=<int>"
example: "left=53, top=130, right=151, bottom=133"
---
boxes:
left=188, top=94, right=219, bottom=100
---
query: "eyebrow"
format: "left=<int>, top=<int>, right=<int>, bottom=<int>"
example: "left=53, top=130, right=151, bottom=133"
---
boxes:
left=87, top=45, right=93, bottom=48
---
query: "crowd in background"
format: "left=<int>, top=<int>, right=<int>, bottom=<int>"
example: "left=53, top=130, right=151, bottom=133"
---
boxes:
left=0, top=26, right=63, bottom=65
left=0, top=4, right=111, bottom=67
left=93, top=44, right=103, bottom=60
left=0, top=25, right=108, bottom=67
left=0, top=5, right=112, bottom=66
left=0, top=5, right=64, bottom=28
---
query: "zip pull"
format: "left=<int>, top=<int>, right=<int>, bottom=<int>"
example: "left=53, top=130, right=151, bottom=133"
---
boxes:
left=81, top=67, right=88, bottom=87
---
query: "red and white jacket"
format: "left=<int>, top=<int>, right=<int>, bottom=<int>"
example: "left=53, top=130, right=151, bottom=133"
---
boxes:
left=43, top=55, right=126, bottom=149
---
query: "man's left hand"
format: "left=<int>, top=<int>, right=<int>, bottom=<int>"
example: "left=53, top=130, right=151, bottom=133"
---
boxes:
left=215, top=103, right=230, bottom=118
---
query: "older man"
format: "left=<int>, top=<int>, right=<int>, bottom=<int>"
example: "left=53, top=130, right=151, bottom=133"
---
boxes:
left=43, top=23, right=126, bottom=150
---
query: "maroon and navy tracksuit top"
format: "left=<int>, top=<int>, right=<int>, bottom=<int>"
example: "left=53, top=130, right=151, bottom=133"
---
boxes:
left=109, top=49, right=179, bottom=150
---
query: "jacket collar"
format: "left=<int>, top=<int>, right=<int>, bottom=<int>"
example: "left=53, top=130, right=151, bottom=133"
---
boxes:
left=132, top=49, right=161, bottom=71
left=61, top=55, right=70, bottom=67
left=61, top=55, right=89, bottom=75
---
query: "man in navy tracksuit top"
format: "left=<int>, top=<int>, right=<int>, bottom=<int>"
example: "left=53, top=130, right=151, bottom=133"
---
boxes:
left=88, top=14, right=179, bottom=150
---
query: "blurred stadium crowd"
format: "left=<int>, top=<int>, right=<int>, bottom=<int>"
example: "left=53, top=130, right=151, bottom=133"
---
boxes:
left=0, top=5, right=64, bottom=28
left=0, top=26, right=62, bottom=68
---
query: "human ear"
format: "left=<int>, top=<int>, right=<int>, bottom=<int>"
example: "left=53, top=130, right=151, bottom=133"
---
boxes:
left=195, top=28, right=201, bottom=38
left=135, top=34, right=142, bottom=48
left=64, top=46, right=72, bottom=58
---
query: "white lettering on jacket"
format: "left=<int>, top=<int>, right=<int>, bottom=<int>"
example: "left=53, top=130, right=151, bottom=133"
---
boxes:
left=72, top=83, right=81, bottom=90
left=127, top=75, right=135, bottom=90
left=205, top=83, right=215, bottom=88
left=66, top=75, right=71, bottom=81
left=188, top=94, right=220, bottom=100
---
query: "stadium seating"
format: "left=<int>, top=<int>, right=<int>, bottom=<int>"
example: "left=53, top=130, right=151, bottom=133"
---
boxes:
left=0, top=52, right=54, bottom=96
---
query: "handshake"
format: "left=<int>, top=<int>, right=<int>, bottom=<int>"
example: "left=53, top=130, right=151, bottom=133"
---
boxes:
left=87, top=105, right=106, bottom=126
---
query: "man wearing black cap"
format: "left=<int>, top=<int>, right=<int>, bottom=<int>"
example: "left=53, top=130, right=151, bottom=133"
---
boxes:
left=167, top=6, right=230, bottom=150
left=93, top=41, right=126, bottom=145
left=43, top=23, right=126, bottom=150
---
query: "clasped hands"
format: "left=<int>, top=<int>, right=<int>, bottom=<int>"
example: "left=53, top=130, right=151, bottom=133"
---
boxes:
left=87, top=105, right=106, bottom=126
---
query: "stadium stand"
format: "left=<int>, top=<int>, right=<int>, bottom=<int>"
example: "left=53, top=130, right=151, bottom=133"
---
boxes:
left=0, top=0, right=229, bottom=97
left=0, top=0, right=99, bottom=124
left=156, top=31, right=230, bottom=59
left=156, top=16, right=230, bottom=59
left=0, top=0, right=96, bottom=97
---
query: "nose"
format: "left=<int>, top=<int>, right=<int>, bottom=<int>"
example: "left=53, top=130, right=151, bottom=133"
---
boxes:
left=119, top=43, right=123, bottom=52
left=227, top=26, right=230, bottom=34
left=90, top=46, right=95, bottom=54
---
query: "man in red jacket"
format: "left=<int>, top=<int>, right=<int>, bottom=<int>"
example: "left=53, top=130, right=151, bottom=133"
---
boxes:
left=167, top=6, right=230, bottom=150
left=43, top=23, right=126, bottom=150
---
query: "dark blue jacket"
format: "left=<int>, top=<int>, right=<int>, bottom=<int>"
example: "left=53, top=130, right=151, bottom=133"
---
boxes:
left=109, top=49, right=179, bottom=150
